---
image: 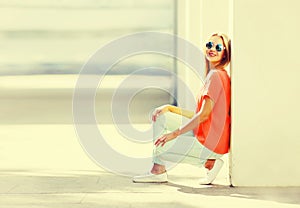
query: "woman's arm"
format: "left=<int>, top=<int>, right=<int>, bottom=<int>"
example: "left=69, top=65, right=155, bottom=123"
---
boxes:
left=175, top=97, right=214, bottom=135
left=154, top=97, right=214, bottom=147
left=168, top=105, right=195, bottom=119
left=152, top=104, right=194, bottom=122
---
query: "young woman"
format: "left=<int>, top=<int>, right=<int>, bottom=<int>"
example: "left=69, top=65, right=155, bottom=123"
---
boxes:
left=133, top=33, right=231, bottom=185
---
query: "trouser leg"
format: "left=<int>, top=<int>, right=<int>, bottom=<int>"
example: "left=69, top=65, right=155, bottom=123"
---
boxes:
left=152, top=112, right=223, bottom=168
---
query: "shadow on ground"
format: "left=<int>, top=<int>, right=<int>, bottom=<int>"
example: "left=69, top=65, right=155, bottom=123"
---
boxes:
left=166, top=182, right=300, bottom=205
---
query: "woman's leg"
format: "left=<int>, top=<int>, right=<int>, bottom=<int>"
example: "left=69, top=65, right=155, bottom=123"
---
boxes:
left=152, top=112, right=199, bottom=171
left=133, top=112, right=194, bottom=183
left=204, top=159, right=216, bottom=170
left=133, top=111, right=224, bottom=183
left=195, top=145, right=224, bottom=185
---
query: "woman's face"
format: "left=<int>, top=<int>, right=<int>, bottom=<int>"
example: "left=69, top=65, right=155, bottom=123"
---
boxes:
left=205, top=36, right=225, bottom=64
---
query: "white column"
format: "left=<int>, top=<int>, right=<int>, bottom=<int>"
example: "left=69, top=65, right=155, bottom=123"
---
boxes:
left=175, top=0, right=202, bottom=110
left=230, top=0, right=300, bottom=186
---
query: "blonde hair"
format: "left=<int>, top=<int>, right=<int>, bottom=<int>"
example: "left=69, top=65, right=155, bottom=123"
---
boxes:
left=205, top=33, right=231, bottom=76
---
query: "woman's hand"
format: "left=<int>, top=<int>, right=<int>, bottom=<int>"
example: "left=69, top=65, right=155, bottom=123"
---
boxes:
left=154, top=130, right=180, bottom=147
left=152, top=105, right=170, bottom=122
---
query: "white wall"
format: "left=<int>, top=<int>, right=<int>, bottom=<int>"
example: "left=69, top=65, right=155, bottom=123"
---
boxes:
left=176, top=0, right=229, bottom=109
left=230, top=0, right=300, bottom=186
left=177, top=0, right=300, bottom=186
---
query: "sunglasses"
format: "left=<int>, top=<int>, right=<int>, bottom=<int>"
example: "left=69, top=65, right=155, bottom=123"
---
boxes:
left=206, top=42, right=225, bottom=52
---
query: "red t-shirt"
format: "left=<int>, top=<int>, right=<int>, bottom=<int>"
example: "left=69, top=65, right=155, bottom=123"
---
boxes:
left=193, top=69, right=231, bottom=154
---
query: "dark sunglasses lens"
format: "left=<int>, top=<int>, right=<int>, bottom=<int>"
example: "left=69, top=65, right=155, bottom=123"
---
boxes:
left=216, top=44, right=223, bottom=52
left=206, top=42, right=213, bottom=49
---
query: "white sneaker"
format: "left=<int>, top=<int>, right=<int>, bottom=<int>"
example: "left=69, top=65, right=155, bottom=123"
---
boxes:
left=199, top=159, right=224, bottom=185
left=133, top=172, right=168, bottom=183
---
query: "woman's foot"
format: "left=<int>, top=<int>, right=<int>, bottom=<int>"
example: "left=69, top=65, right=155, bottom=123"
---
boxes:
left=132, top=171, right=168, bottom=183
left=150, top=163, right=166, bottom=174
left=204, top=159, right=216, bottom=170
left=132, top=164, right=168, bottom=183
left=199, top=159, right=224, bottom=185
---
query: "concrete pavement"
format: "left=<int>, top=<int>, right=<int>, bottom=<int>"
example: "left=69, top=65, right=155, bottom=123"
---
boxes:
left=0, top=168, right=300, bottom=208
left=1, top=168, right=300, bottom=208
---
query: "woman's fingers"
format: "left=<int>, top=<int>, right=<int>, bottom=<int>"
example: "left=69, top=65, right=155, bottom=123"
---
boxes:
left=152, top=113, right=157, bottom=122
left=155, top=132, right=178, bottom=147
left=152, top=109, right=161, bottom=122
left=154, top=136, right=166, bottom=147
left=154, top=137, right=161, bottom=146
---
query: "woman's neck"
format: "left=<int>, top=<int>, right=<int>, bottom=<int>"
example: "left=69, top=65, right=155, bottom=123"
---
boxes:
left=209, top=62, right=218, bottom=70
left=210, top=62, right=224, bottom=71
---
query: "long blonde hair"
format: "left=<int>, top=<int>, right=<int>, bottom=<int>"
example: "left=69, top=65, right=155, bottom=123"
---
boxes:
left=205, top=33, right=231, bottom=76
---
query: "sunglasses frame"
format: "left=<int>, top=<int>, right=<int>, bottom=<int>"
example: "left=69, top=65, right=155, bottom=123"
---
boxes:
left=206, top=42, right=225, bottom=52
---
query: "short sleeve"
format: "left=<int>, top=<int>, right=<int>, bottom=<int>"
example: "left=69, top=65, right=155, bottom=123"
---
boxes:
left=202, top=70, right=223, bottom=103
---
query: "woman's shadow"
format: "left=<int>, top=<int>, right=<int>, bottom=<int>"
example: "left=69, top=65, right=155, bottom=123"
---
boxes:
left=165, top=181, right=300, bottom=205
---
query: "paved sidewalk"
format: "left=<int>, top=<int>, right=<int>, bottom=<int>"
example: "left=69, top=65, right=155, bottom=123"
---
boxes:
left=0, top=124, right=300, bottom=208
left=0, top=168, right=300, bottom=208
